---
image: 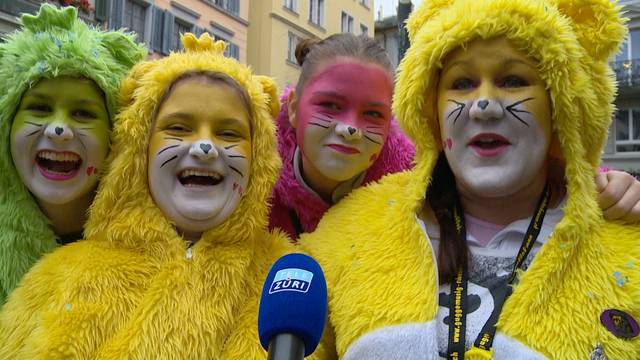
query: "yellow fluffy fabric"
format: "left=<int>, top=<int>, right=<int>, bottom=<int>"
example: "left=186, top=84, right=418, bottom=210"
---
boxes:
left=301, top=0, right=639, bottom=358
left=0, top=33, right=335, bottom=359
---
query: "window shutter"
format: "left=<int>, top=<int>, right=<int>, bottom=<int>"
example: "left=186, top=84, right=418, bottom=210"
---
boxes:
left=194, top=26, right=205, bottom=37
left=150, top=6, right=164, bottom=52
left=228, top=0, right=239, bottom=15
left=162, top=11, right=175, bottom=55
left=95, top=0, right=108, bottom=22
left=109, top=0, right=124, bottom=30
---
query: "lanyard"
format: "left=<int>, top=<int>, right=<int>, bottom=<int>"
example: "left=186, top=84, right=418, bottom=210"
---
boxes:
left=446, top=184, right=551, bottom=359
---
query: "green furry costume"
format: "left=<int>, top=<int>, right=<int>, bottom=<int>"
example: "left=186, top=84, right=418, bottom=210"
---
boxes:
left=0, top=4, right=145, bottom=303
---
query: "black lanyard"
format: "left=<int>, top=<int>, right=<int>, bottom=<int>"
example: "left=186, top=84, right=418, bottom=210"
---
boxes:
left=446, top=184, right=551, bottom=359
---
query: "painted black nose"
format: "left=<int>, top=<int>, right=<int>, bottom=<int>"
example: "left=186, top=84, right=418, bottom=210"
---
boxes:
left=478, top=100, right=489, bottom=110
left=55, top=127, right=64, bottom=135
left=200, top=143, right=212, bottom=154
left=348, top=127, right=356, bottom=135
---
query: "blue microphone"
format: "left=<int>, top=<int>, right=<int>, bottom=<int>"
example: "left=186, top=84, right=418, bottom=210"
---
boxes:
left=258, top=253, right=327, bottom=360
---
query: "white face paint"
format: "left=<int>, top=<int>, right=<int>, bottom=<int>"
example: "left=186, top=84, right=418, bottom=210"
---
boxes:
left=437, top=37, right=552, bottom=198
left=10, top=77, right=110, bottom=205
left=148, top=79, right=252, bottom=237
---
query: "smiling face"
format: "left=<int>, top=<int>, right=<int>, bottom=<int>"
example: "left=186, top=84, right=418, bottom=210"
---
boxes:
left=10, top=76, right=110, bottom=205
left=290, top=58, right=393, bottom=182
left=148, top=77, right=252, bottom=238
left=437, top=37, right=552, bottom=198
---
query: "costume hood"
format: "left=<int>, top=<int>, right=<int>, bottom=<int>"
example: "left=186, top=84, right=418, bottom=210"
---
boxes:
left=85, top=33, right=281, bottom=253
left=394, top=0, right=626, bottom=242
left=0, top=4, right=145, bottom=301
left=269, top=86, right=415, bottom=237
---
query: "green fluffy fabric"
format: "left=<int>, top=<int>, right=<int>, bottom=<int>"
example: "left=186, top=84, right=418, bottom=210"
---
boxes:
left=0, top=4, right=146, bottom=303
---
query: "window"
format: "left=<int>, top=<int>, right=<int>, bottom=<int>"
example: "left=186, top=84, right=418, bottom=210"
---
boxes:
left=614, top=109, right=640, bottom=153
left=213, top=0, right=240, bottom=16
left=284, top=0, right=297, bottom=12
left=172, top=19, right=193, bottom=51
left=287, top=32, right=301, bottom=63
left=341, top=12, right=354, bottom=33
left=360, top=0, right=369, bottom=7
left=123, top=0, right=147, bottom=43
left=225, top=42, right=240, bottom=60
left=309, top=0, right=324, bottom=27
left=360, top=24, right=368, bottom=36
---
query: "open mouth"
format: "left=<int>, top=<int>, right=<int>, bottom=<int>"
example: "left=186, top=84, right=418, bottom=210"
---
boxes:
left=36, top=150, right=82, bottom=180
left=468, top=134, right=511, bottom=157
left=178, top=169, right=223, bottom=187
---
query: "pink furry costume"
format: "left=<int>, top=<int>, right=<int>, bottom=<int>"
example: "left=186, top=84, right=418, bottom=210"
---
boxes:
left=269, top=86, right=415, bottom=238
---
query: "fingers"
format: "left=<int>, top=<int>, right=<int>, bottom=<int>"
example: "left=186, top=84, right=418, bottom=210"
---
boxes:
left=597, top=170, right=631, bottom=211
left=600, top=171, right=640, bottom=222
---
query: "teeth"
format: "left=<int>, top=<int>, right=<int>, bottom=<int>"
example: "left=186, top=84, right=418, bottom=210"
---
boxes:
left=179, top=169, right=222, bottom=180
left=38, top=151, right=80, bottom=162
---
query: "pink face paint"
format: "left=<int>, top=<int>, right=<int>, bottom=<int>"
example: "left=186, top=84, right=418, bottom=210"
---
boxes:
left=445, top=138, right=453, bottom=150
left=294, top=60, right=394, bottom=182
left=369, top=153, right=379, bottom=163
left=86, top=166, right=97, bottom=176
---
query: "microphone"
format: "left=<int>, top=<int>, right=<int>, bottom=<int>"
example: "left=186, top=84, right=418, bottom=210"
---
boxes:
left=258, top=253, right=328, bottom=360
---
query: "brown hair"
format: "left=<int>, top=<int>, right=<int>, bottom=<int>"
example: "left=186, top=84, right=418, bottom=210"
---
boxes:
left=294, top=33, right=393, bottom=96
left=427, top=153, right=469, bottom=284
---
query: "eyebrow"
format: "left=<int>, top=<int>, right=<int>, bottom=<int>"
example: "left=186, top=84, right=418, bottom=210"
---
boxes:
left=501, top=58, right=537, bottom=70
left=442, top=59, right=470, bottom=74
left=23, top=92, right=52, bottom=101
left=159, top=111, right=193, bottom=121
left=367, top=101, right=390, bottom=108
left=74, top=99, right=103, bottom=107
left=313, top=91, right=346, bottom=99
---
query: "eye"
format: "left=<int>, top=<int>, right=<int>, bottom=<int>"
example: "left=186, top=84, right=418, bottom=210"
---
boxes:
left=26, top=104, right=52, bottom=113
left=451, top=78, right=476, bottom=90
left=319, top=102, right=340, bottom=111
left=364, top=110, right=383, bottom=118
left=499, top=75, right=529, bottom=88
left=218, top=130, right=242, bottom=140
left=166, top=124, right=190, bottom=132
left=72, top=109, right=97, bottom=120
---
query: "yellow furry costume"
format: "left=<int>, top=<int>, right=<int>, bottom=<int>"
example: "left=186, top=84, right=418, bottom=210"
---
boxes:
left=300, top=0, right=640, bottom=359
left=0, top=34, right=335, bottom=359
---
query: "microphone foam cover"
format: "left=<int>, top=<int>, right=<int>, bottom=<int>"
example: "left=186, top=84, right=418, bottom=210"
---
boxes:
left=258, top=253, right=327, bottom=356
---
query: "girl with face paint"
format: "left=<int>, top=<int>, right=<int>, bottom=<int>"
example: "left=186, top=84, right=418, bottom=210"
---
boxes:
left=270, top=33, right=640, bottom=240
left=299, top=1, right=640, bottom=359
left=0, top=4, right=145, bottom=303
left=269, top=33, right=415, bottom=238
left=0, top=34, right=335, bottom=359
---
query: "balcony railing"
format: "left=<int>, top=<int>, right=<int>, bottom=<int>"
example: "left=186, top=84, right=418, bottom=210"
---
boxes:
left=611, top=59, right=640, bottom=88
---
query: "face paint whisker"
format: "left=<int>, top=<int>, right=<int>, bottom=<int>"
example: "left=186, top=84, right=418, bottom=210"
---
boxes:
left=26, top=129, right=41, bottom=137
left=224, top=145, right=238, bottom=150
left=364, top=135, right=382, bottom=145
left=309, top=122, right=330, bottom=129
left=311, top=115, right=333, bottom=123
left=229, top=165, right=244, bottom=177
left=158, top=144, right=180, bottom=155
left=506, top=97, right=535, bottom=127
left=447, top=99, right=465, bottom=124
left=366, top=125, right=383, bottom=129
left=228, top=154, right=246, bottom=159
left=79, top=127, right=94, bottom=130
left=25, top=121, right=42, bottom=127
left=366, top=130, right=384, bottom=136
left=164, top=137, right=183, bottom=142
left=160, top=155, right=178, bottom=168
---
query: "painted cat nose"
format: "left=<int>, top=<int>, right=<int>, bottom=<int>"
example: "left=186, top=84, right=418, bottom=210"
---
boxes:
left=348, top=127, right=356, bottom=135
left=469, top=98, right=504, bottom=121
left=55, top=127, right=64, bottom=135
left=45, top=123, right=73, bottom=141
left=478, top=100, right=489, bottom=110
left=189, top=141, right=218, bottom=160
left=336, top=122, right=362, bottom=140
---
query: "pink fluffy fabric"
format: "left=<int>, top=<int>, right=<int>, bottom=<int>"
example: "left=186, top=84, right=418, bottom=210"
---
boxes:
left=268, top=86, right=416, bottom=239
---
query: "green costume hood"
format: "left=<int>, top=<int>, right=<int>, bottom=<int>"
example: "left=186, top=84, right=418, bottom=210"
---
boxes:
left=0, top=4, right=145, bottom=302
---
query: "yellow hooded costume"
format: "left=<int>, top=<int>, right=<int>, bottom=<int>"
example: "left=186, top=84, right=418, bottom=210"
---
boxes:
left=300, top=0, right=639, bottom=359
left=0, top=34, right=335, bottom=359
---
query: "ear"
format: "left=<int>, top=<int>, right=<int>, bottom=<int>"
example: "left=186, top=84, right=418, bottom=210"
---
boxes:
left=406, top=0, right=454, bottom=43
left=287, top=91, right=298, bottom=129
left=255, top=75, right=280, bottom=118
left=101, top=31, right=147, bottom=69
left=552, top=0, right=626, bottom=62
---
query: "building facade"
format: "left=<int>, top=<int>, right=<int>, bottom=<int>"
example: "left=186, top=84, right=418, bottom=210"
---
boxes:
left=248, top=0, right=375, bottom=89
left=374, top=14, right=399, bottom=70
left=0, top=0, right=249, bottom=63
left=605, top=0, right=640, bottom=174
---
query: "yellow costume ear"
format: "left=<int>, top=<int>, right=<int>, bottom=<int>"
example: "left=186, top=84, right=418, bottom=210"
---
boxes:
left=118, top=61, right=155, bottom=108
left=182, top=32, right=226, bottom=55
left=552, top=0, right=626, bottom=61
left=255, top=75, right=280, bottom=118
left=405, top=0, right=454, bottom=43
